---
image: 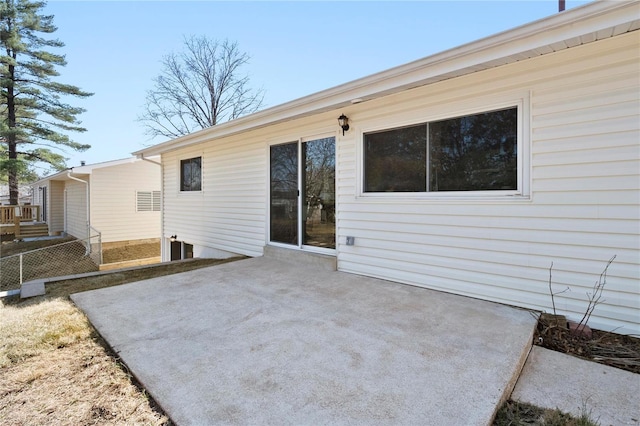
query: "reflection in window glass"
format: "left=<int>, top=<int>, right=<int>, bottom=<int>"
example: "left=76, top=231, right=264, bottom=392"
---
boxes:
left=363, top=107, right=518, bottom=193
left=180, top=157, right=202, bottom=191
left=303, top=137, right=335, bottom=249
left=364, top=125, right=426, bottom=192
left=429, top=108, right=517, bottom=191
left=184, top=243, right=194, bottom=259
left=270, top=143, right=298, bottom=245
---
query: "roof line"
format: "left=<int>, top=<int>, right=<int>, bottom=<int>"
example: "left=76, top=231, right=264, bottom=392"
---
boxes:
left=133, top=0, right=639, bottom=157
left=30, top=155, right=160, bottom=185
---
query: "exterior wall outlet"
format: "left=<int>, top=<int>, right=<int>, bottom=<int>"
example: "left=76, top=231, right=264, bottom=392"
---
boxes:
left=346, top=236, right=355, bottom=246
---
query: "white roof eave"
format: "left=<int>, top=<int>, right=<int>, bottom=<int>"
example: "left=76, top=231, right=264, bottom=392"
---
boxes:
left=30, top=155, right=160, bottom=186
left=133, top=0, right=640, bottom=157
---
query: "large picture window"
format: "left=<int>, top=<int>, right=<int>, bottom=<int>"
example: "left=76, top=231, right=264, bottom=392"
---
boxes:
left=364, top=107, right=518, bottom=193
left=180, top=157, right=202, bottom=191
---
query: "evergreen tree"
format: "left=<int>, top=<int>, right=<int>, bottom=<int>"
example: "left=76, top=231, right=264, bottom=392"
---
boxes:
left=0, top=0, right=92, bottom=204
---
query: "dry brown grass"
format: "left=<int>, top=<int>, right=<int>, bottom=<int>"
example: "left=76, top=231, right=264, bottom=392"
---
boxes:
left=0, top=298, right=91, bottom=368
left=46, top=257, right=244, bottom=298
left=0, top=257, right=245, bottom=425
left=493, top=400, right=599, bottom=426
left=0, top=298, right=170, bottom=425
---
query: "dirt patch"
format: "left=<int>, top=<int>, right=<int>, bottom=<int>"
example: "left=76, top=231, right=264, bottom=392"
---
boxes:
left=45, top=257, right=244, bottom=298
left=102, top=242, right=161, bottom=264
left=0, top=237, right=76, bottom=258
left=535, top=316, right=640, bottom=374
left=493, top=400, right=598, bottom=426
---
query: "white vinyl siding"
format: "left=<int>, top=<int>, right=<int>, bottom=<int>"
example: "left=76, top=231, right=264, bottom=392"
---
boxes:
left=49, top=181, right=64, bottom=234
left=31, top=185, right=44, bottom=221
left=163, top=141, right=268, bottom=258
left=90, top=161, right=161, bottom=243
left=65, top=178, right=89, bottom=240
left=160, top=31, right=639, bottom=334
left=336, top=31, right=639, bottom=335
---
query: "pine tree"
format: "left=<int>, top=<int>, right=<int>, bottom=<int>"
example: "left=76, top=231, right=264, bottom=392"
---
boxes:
left=0, top=0, right=92, bottom=205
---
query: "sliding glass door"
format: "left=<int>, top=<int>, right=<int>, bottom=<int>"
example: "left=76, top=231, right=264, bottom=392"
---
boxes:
left=302, top=137, right=335, bottom=248
left=270, top=142, right=298, bottom=245
left=270, top=136, right=335, bottom=250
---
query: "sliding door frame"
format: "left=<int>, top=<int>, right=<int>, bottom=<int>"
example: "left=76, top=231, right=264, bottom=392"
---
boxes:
left=268, top=133, right=336, bottom=255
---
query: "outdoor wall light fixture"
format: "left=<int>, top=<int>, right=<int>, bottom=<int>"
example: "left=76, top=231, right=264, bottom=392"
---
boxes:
left=338, top=114, right=350, bottom=135
left=170, top=235, right=177, bottom=242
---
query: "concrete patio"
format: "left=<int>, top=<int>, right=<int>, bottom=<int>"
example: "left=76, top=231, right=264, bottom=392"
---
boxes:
left=71, top=248, right=538, bottom=425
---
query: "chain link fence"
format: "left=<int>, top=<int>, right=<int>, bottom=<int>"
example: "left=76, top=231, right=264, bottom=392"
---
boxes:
left=0, top=234, right=102, bottom=292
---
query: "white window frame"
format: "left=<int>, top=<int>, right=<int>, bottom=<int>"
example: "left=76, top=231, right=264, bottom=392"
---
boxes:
left=357, top=94, right=531, bottom=201
left=265, top=132, right=337, bottom=255
left=179, top=156, right=203, bottom=193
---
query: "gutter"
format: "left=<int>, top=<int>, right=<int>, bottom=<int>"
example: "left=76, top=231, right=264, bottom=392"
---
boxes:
left=139, top=154, right=161, bottom=166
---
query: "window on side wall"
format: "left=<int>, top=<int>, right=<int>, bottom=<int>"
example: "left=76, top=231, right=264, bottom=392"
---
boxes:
left=364, top=107, right=518, bottom=194
left=180, top=157, right=202, bottom=192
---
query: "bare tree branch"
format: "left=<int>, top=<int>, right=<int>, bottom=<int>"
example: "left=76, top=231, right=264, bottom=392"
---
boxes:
left=139, top=37, right=264, bottom=139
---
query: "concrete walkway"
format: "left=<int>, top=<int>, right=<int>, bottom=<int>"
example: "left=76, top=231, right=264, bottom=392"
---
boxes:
left=513, top=346, right=640, bottom=426
left=71, top=250, right=538, bottom=425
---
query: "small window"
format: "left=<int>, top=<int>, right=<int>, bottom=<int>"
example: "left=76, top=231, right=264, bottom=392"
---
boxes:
left=180, top=157, right=202, bottom=191
left=137, top=191, right=161, bottom=212
left=184, top=243, right=194, bottom=259
left=363, top=107, right=518, bottom=193
left=170, top=240, right=194, bottom=260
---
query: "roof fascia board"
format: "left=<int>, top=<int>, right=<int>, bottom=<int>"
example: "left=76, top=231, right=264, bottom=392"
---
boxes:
left=31, top=169, right=74, bottom=186
left=134, top=0, right=639, bottom=157
left=71, top=157, right=138, bottom=172
left=30, top=156, right=149, bottom=185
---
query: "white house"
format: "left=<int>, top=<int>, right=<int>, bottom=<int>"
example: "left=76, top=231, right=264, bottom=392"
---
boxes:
left=134, top=1, right=640, bottom=334
left=31, top=157, right=162, bottom=247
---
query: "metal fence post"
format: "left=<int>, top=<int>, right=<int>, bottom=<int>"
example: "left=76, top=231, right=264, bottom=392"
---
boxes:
left=14, top=206, right=21, bottom=240
left=19, top=253, right=23, bottom=286
left=98, top=232, right=103, bottom=265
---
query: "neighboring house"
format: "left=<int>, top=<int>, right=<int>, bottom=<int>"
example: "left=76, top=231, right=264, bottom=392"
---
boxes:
left=31, top=157, right=161, bottom=247
left=134, top=2, right=640, bottom=334
left=0, top=185, right=32, bottom=205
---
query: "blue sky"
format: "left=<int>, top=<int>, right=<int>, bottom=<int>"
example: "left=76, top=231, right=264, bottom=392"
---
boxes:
left=41, top=0, right=590, bottom=173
